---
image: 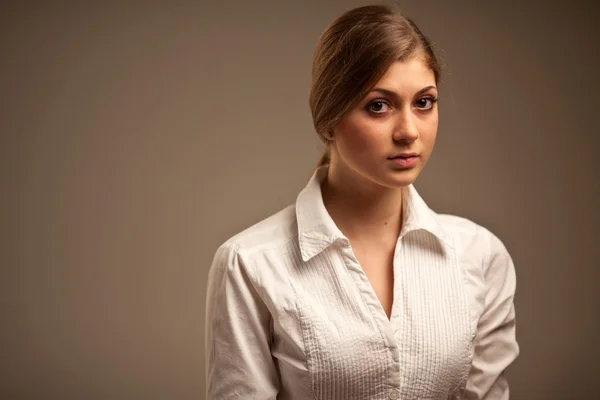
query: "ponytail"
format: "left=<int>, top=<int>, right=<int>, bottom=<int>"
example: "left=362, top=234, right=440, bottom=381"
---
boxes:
left=313, top=149, right=330, bottom=174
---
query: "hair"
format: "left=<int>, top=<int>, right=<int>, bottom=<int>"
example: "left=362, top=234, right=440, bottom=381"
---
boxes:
left=310, top=4, right=442, bottom=171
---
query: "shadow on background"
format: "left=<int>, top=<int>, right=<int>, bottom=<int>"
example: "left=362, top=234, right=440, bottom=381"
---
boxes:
left=1, top=1, right=599, bottom=399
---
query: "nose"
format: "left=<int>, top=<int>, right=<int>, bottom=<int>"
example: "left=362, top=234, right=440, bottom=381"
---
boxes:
left=392, top=108, right=419, bottom=143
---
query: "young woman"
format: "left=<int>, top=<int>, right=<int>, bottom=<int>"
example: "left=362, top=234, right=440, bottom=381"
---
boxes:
left=205, top=4, right=519, bottom=399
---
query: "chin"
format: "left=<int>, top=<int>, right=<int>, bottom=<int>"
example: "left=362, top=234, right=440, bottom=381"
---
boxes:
left=379, top=167, right=421, bottom=188
left=343, top=161, right=420, bottom=189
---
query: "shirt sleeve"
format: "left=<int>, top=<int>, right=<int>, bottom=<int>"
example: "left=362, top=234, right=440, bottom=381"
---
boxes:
left=464, top=228, right=520, bottom=399
left=205, top=243, right=279, bottom=399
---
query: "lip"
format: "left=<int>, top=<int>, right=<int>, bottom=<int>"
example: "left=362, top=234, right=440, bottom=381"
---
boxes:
left=388, top=154, right=419, bottom=168
left=388, top=152, right=419, bottom=159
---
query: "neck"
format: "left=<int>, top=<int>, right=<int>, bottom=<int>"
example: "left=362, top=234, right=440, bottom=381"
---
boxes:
left=321, top=163, right=404, bottom=244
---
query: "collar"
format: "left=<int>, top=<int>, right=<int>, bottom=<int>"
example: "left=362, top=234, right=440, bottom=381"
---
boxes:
left=295, top=165, right=453, bottom=262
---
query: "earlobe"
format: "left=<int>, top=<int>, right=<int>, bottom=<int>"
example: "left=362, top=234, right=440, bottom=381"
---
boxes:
left=323, top=130, right=334, bottom=141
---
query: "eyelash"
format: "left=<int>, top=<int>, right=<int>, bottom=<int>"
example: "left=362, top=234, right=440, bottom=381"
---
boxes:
left=366, top=96, right=439, bottom=114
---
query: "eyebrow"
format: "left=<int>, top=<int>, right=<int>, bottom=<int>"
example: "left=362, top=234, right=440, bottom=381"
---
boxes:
left=369, top=85, right=437, bottom=99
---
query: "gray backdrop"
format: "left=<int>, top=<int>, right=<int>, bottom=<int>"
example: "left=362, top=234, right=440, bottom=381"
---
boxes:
left=2, top=1, right=599, bottom=399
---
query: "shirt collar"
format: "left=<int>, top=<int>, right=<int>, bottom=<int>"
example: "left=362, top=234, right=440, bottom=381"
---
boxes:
left=295, top=165, right=453, bottom=262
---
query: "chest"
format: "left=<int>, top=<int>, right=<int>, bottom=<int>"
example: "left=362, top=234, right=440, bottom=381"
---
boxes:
left=276, top=233, right=476, bottom=399
left=351, top=244, right=396, bottom=320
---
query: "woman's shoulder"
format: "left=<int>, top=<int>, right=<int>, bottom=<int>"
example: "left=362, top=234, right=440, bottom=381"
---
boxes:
left=435, top=212, right=513, bottom=270
left=436, top=212, right=506, bottom=243
left=219, top=203, right=299, bottom=256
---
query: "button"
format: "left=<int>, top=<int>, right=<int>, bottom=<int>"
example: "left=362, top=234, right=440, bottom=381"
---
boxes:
left=388, top=390, right=399, bottom=400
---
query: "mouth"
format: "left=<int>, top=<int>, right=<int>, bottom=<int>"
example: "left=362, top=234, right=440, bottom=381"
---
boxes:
left=387, top=153, right=419, bottom=159
left=387, top=153, right=419, bottom=168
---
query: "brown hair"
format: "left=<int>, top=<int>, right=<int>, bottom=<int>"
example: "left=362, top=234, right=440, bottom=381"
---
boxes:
left=309, top=4, right=442, bottom=171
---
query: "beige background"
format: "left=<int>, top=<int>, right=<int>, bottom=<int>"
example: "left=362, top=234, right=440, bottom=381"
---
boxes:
left=2, top=1, right=599, bottom=399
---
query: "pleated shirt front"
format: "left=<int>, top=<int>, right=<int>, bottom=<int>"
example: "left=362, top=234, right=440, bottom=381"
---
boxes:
left=205, top=165, right=519, bottom=400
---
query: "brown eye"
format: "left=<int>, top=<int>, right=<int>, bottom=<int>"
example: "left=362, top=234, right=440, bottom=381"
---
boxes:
left=366, top=100, right=390, bottom=114
left=415, top=97, right=438, bottom=110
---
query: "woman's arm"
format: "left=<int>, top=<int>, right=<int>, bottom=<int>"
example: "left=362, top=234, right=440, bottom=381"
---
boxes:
left=205, top=243, right=279, bottom=399
left=464, top=228, right=520, bottom=399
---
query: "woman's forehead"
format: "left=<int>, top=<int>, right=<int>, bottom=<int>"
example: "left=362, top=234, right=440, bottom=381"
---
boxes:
left=374, top=58, right=437, bottom=93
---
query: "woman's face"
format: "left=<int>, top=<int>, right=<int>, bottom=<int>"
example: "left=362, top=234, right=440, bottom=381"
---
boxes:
left=330, top=56, right=439, bottom=189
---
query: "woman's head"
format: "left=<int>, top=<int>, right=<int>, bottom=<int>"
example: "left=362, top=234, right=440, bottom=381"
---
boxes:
left=310, top=4, right=442, bottom=189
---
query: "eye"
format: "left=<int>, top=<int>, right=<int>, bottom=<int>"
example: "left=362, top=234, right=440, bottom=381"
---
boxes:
left=366, top=100, right=391, bottom=114
left=414, top=96, right=438, bottom=110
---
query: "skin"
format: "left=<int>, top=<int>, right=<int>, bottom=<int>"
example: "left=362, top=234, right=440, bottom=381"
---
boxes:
left=321, top=55, right=439, bottom=319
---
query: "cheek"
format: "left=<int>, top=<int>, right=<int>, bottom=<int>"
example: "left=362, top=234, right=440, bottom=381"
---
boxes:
left=336, top=113, right=386, bottom=154
left=418, top=115, right=438, bottom=146
left=418, top=128, right=438, bottom=165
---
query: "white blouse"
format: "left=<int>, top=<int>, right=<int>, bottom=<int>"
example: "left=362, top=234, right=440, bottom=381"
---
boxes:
left=205, top=165, right=519, bottom=400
